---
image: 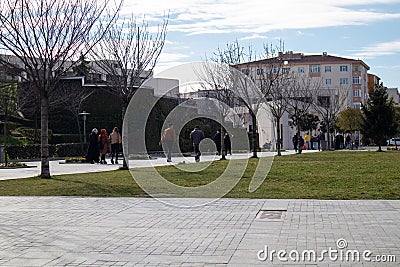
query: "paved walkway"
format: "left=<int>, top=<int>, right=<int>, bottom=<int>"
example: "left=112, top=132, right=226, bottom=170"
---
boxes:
left=0, top=150, right=316, bottom=180
left=0, top=197, right=398, bottom=266
left=1, top=150, right=398, bottom=266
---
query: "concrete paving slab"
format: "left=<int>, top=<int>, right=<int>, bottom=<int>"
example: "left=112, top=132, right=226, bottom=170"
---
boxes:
left=0, top=197, right=398, bottom=266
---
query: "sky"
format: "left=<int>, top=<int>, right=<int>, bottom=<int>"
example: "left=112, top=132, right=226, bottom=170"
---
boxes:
left=122, top=0, right=400, bottom=90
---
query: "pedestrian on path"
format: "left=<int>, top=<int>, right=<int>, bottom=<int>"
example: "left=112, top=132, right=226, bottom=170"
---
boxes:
left=304, top=132, right=311, bottom=150
left=160, top=124, right=176, bottom=162
left=292, top=133, right=298, bottom=152
left=224, top=131, right=232, bottom=155
left=298, top=136, right=305, bottom=154
left=109, top=127, right=122, bottom=164
left=214, top=130, right=222, bottom=155
left=86, top=128, right=100, bottom=164
left=190, top=126, right=204, bottom=162
left=98, top=128, right=110, bottom=164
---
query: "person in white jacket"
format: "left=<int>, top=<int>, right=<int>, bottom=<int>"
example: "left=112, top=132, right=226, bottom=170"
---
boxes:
left=109, top=127, right=122, bottom=164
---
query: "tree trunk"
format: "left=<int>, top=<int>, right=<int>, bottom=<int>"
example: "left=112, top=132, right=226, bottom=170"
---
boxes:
left=276, top=117, right=281, bottom=156
left=121, top=105, right=129, bottom=169
left=326, top=120, right=331, bottom=151
left=40, top=93, right=50, bottom=178
left=34, top=111, right=39, bottom=143
left=251, top=112, right=258, bottom=158
left=378, top=144, right=382, bottom=152
left=220, top=126, right=226, bottom=160
left=3, top=115, right=7, bottom=167
left=76, top=115, right=83, bottom=151
left=296, top=119, right=302, bottom=154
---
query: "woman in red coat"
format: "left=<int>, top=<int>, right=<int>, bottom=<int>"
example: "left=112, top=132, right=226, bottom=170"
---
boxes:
left=98, top=128, right=110, bottom=164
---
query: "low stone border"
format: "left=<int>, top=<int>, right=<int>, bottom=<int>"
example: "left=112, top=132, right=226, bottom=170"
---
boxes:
left=0, top=165, right=36, bottom=169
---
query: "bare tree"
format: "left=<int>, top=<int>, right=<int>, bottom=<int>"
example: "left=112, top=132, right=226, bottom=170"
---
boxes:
left=259, top=67, right=292, bottom=156
left=0, top=0, right=121, bottom=178
left=250, top=43, right=290, bottom=156
left=195, top=61, right=237, bottom=160
left=208, top=40, right=264, bottom=158
left=90, top=15, right=168, bottom=169
left=286, top=73, right=321, bottom=152
left=225, top=40, right=292, bottom=156
left=57, top=77, right=93, bottom=146
left=313, top=86, right=348, bottom=150
left=0, top=82, right=17, bottom=166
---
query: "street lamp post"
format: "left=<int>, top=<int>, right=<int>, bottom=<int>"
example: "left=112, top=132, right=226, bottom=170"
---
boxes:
left=79, top=111, right=90, bottom=143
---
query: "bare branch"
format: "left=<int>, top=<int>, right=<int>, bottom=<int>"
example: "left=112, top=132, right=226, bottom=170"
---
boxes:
left=0, top=0, right=122, bottom=177
left=90, top=14, right=168, bottom=108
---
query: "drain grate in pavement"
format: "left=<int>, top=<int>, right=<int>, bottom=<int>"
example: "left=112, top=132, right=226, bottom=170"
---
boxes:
left=256, top=210, right=286, bottom=220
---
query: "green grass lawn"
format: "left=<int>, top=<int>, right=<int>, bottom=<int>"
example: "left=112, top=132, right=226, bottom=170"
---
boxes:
left=0, top=151, right=399, bottom=199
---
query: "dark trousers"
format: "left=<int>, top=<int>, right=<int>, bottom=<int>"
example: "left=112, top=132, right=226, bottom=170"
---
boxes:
left=110, top=143, right=119, bottom=162
left=193, top=144, right=201, bottom=161
left=216, top=143, right=221, bottom=155
left=164, top=141, right=173, bottom=161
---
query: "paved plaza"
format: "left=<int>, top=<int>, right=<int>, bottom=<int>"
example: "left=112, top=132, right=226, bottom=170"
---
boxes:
left=0, top=197, right=399, bottom=266
left=0, top=150, right=398, bottom=266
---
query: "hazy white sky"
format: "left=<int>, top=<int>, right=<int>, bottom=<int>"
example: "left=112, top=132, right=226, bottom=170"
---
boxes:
left=122, top=0, right=400, bottom=90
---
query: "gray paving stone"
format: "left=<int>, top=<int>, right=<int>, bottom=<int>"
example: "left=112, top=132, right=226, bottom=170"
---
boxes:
left=0, top=197, right=399, bottom=266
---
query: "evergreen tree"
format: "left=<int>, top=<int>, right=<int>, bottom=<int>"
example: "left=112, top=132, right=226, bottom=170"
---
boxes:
left=73, top=54, right=91, bottom=80
left=362, top=83, right=397, bottom=151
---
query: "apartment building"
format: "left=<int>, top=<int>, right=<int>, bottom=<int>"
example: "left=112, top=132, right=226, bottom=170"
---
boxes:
left=230, top=52, right=373, bottom=149
left=236, top=51, right=370, bottom=109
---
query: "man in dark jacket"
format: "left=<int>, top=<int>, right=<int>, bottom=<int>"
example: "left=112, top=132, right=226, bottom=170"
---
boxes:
left=190, top=126, right=204, bottom=162
left=214, top=130, right=222, bottom=155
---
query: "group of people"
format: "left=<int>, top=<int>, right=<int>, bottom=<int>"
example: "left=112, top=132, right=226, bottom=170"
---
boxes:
left=293, top=131, right=325, bottom=153
left=85, top=126, right=122, bottom=164
left=213, top=130, right=232, bottom=156
left=160, top=125, right=232, bottom=163
left=336, top=133, right=359, bottom=150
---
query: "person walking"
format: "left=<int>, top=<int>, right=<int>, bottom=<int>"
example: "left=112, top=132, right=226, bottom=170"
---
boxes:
left=190, top=126, right=204, bottom=162
left=160, top=124, right=176, bottom=162
left=98, top=128, right=110, bottom=164
left=109, top=126, right=122, bottom=164
left=292, top=133, right=298, bottom=153
left=86, top=128, right=100, bottom=164
left=345, top=134, right=352, bottom=150
left=224, top=131, right=232, bottom=155
left=214, top=130, right=222, bottom=155
left=304, top=132, right=311, bottom=150
left=318, top=130, right=324, bottom=151
left=298, top=135, right=305, bottom=154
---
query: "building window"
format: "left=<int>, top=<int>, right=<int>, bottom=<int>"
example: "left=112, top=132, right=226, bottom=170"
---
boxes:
left=354, top=65, right=359, bottom=72
left=326, top=79, right=332, bottom=85
left=340, top=78, right=348, bottom=85
left=340, top=65, right=348, bottom=72
left=353, top=102, right=361, bottom=109
left=325, top=66, right=331, bottom=72
left=282, top=68, right=290, bottom=74
left=242, top=68, right=249, bottom=75
left=352, top=76, right=361, bottom=84
left=353, top=89, right=362, bottom=97
left=270, top=67, right=277, bottom=74
left=298, top=67, right=305, bottom=73
left=309, top=65, right=320, bottom=73
left=256, top=68, right=264, bottom=75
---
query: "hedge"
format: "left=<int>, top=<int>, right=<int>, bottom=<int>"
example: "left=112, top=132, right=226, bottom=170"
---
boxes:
left=5, top=143, right=87, bottom=160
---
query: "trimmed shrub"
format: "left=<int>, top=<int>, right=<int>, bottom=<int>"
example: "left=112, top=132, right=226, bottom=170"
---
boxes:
left=6, top=143, right=87, bottom=160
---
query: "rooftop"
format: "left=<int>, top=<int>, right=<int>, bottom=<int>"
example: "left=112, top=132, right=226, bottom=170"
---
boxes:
left=235, top=51, right=370, bottom=70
